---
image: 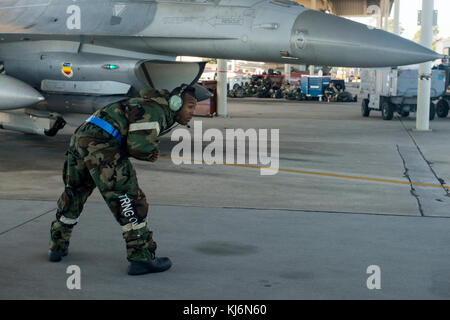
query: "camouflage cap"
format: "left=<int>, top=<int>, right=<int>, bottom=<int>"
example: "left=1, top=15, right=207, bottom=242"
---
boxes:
left=139, top=88, right=171, bottom=107
left=170, top=84, right=196, bottom=99
left=139, top=88, right=170, bottom=99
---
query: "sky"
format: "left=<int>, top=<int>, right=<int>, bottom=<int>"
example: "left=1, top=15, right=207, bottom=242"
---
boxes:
left=351, top=0, right=450, bottom=40
left=399, top=0, right=450, bottom=39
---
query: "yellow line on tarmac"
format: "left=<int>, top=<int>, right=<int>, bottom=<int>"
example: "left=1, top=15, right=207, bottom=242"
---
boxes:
left=161, top=155, right=450, bottom=191
left=0, top=138, right=448, bottom=191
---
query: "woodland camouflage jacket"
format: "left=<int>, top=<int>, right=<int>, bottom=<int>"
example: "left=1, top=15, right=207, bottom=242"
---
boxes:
left=90, top=92, right=176, bottom=161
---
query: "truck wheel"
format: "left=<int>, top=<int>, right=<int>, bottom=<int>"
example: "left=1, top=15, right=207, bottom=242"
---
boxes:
left=381, top=101, right=394, bottom=120
left=335, top=82, right=344, bottom=91
left=400, top=111, right=410, bottom=117
left=436, top=99, right=449, bottom=118
left=235, top=87, right=245, bottom=98
left=361, top=99, right=370, bottom=117
left=430, top=102, right=436, bottom=121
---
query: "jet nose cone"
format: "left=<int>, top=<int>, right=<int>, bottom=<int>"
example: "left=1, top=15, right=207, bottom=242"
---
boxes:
left=290, top=10, right=442, bottom=67
left=0, top=75, right=45, bottom=110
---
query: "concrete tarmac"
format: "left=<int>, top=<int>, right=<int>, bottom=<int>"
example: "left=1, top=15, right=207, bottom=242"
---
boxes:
left=1, top=98, right=450, bottom=299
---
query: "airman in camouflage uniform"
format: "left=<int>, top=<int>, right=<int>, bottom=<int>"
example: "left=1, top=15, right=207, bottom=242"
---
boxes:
left=49, top=86, right=197, bottom=275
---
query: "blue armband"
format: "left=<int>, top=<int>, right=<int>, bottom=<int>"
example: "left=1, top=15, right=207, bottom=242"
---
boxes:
left=86, top=116, right=122, bottom=143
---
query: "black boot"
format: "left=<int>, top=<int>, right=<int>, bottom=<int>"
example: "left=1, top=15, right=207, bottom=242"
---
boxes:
left=123, top=224, right=170, bottom=275
left=128, top=257, right=172, bottom=275
left=48, top=249, right=69, bottom=262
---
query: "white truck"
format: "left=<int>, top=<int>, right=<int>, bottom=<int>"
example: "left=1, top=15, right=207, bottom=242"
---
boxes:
left=434, top=64, right=450, bottom=118
left=360, top=67, right=447, bottom=120
left=228, top=75, right=251, bottom=90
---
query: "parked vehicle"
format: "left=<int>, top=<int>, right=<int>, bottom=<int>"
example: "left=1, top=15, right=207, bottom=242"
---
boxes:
left=360, top=67, right=446, bottom=120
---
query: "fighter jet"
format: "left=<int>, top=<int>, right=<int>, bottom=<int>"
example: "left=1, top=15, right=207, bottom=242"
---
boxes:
left=0, top=0, right=443, bottom=136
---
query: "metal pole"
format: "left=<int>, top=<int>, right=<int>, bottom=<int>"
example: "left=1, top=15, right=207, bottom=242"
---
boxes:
left=284, top=64, right=291, bottom=83
left=216, top=59, right=228, bottom=117
left=394, top=0, right=400, bottom=35
left=376, top=5, right=382, bottom=29
left=383, top=0, right=389, bottom=31
left=416, top=0, right=434, bottom=131
left=309, top=0, right=317, bottom=75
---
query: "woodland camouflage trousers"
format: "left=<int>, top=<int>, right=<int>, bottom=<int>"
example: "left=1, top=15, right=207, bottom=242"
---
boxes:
left=49, top=123, right=157, bottom=262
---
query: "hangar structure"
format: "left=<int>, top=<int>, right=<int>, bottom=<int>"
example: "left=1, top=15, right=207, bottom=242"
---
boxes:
left=294, top=1, right=396, bottom=36
left=296, top=0, right=393, bottom=18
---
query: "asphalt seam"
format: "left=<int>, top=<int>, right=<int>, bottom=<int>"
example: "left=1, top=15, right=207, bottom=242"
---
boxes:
left=4, top=198, right=450, bottom=219
left=0, top=207, right=56, bottom=237
left=396, top=144, right=424, bottom=217
left=398, top=116, right=450, bottom=198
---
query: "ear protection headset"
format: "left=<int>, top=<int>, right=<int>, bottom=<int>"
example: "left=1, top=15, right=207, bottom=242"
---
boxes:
left=169, top=84, right=189, bottom=112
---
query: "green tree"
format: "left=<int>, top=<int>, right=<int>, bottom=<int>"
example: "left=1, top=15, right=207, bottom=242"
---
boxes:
left=412, top=27, right=440, bottom=50
left=387, top=19, right=405, bottom=35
